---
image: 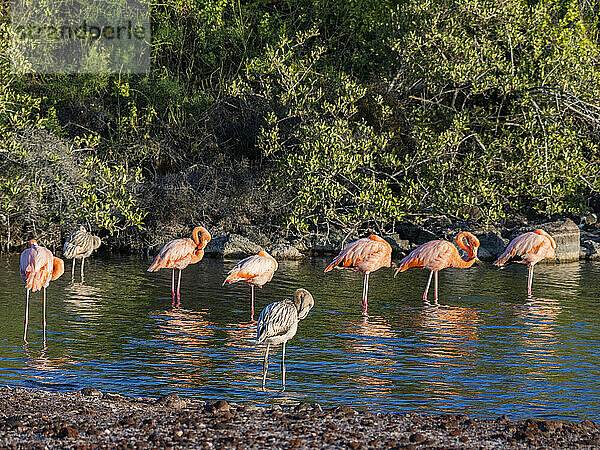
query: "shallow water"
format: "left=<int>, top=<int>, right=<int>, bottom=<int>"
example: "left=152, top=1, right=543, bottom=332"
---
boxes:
left=1, top=254, right=599, bottom=421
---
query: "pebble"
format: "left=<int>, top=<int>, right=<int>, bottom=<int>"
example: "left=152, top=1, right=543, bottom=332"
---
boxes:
left=0, top=388, right=598, bottom=449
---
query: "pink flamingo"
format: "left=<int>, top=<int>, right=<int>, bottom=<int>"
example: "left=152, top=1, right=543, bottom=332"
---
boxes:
left=20, top=240, right=64, bottom=343
left=394, top=232, right=480, bottom=304
left=223, top=250, right=278, bottom=321
left=325, top=235, right=392, bottom=316
left=494, top=229, right=556, bottom=296
left=148, top=226, right=211, bottom=306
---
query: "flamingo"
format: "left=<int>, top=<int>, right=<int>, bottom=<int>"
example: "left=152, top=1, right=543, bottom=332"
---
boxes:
left=257, top=288, right=314, bottom=392
left=324, top=234, right=392, bottom=316
left=394, top=232, right=480, bottom=304
left=494, top=229, right=556, bottom=297
left=19, top=240, right=64, bottom=343
left=63, top=225, right=101, bottom=281
left=148, top=226, right=211, bottom=306
left=223, top=250, right=278, bottom=321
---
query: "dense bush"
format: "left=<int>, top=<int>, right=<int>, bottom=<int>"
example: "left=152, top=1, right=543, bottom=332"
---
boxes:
left=1, top=0, right=600, bottom=249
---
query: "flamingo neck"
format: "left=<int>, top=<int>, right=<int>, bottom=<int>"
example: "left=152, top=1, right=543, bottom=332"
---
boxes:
left=453, top=232, right=478, bottom=268
left=192, top=226, right=211, bottom=249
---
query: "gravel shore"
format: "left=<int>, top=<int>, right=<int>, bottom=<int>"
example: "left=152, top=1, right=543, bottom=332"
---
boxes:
left=1, top=387, right=599, bottom=449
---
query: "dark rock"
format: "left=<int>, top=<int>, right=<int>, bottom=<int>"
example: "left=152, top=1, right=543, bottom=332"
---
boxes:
left=80, top=387, right=102, bottom=398
left=204, top=234, right=262, bottom=259
left=58, top=426, right=79, bottom=438
left=214, top=400, right=230, bottom=412
left=269, top=243, right=305, bottom=260
left=581, top=213, right=598, bottom=226
left=409, top=433, right=425, bottom=443
left=155, top=393, right=186, bottom=409
left=383, top=234, right=413, bottom=258
left=477, top=230, right=508, bottom=261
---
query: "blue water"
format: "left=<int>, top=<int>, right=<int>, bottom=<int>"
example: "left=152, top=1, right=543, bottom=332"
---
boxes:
left=0, top=254, right=598, bottom=421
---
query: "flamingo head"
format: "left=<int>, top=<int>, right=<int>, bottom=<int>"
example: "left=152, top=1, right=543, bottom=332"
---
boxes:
left=456, top=232, right=480, bottom=259
left=27, top=239, right=37, bottom=248
left=293, top=288, right=314, bottom=320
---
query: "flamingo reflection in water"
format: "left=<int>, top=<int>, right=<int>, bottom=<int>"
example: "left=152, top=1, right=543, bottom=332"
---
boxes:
left=257, top=289, right=314, bottom=392
left=152, top=307, right=217, bottom=387
left=341, top=315, right=398, bottom=396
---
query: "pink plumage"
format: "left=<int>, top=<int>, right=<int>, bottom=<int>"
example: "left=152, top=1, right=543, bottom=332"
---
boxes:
left=324, top=234, right=392, bottom=316
left=148, top=226, right=211, bottom=305
left=223, top=250, right=278, bottom=321
left=223, top=250, right=278, bottom=287
left=19, top=239, right=64, bottom=343
left=395, top=232, right=480, bottom=303
left=324, top=235, right=392, bottom=274
left=494, top=229, right=557, bottom=296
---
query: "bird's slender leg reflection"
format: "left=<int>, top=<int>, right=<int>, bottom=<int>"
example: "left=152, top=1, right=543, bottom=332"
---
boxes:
left=262, top=343, right=270, bottom=391
left=281, top=342, right=286, bottom=392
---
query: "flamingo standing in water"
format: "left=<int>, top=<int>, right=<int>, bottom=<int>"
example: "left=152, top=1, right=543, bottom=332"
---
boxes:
left=494, top=229, right=556, bottom=297
left=20, top=240, right=64, bottom=342
left=394, top=232, right=480, bottom=304
left=257, top=288, right=314, bottom=392
left=148, top=226, right=211, bottom=306
left=63, top=225, right=101, bottom=281
left=325, top=235, right=392, bottom=316
left=223, top=250, right=278, bottom=321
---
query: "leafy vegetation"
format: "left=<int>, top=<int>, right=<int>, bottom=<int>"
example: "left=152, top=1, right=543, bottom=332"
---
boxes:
left=1, top=0, right=600, bottom=249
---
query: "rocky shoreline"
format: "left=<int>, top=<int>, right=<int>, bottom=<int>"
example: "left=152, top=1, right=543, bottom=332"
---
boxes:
left=1, top=387, right=599, bottom=449
left=202, top=218, right=591, bottom=264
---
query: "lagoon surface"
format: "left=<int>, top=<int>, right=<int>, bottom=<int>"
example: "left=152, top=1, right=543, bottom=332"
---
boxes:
left=1, top=255, right=599, bottom=421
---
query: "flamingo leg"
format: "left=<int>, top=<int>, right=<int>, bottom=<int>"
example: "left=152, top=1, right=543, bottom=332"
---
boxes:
left=176, top=270, right=182, bottom=306
left=362, top=273, right=370, bottom=316
left=281, top=342, right=286, bottom=392
left=262, top=343, right=270, bottom=391
left=251, top=285, right=255, bottom=321
left=434, top=270, right=439, bottom=304
left=24, top=289, right=29, bottom=343
left=80, top=257, right=85, bottom=281
left=423, top=270, right=434, bottom=302
left=527, top=264, right=534, bottom=297
left=43, top=287, right=47, bottom=343
left=171, top=269, right=176, bottom=300
left=71, top=259, right=76, bottom=279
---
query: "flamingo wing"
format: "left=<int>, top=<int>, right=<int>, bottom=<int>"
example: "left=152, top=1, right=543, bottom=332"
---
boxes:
left=256, top=300, right=297, bottom=343
left=63, top=226, right=96, bottom=258
left=325, top=237, right=390, bottom=273
left=224, top=255, right=277, bottom=285
left=396, top=240, right=456, bottom=272
left=494, top=232, right=555, bottom=266
left=20, top=246, right=54, bottom=291
left=148, top=238, right=195, bottom=271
